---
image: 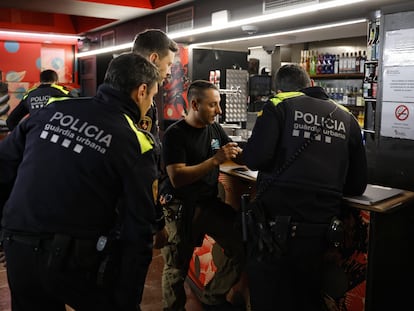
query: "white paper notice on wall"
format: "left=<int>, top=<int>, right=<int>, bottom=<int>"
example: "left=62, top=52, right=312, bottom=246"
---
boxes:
left=383, top=66, right=414, bottom=103
left=383, top=29, right=414, bottom=67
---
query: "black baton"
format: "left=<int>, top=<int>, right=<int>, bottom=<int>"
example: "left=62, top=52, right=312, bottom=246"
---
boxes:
left=241, top=194, right=250, bottom=243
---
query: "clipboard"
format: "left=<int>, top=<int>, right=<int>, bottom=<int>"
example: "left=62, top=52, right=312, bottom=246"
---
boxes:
left=343, top=184, right=404, bottom=205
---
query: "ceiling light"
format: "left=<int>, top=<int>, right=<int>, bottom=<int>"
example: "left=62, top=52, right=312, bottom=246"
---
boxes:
left=168, top=0, right=366, bottom=39
left=77, top=42, right=132, bottom=58
left=0, top=30, right=80, bottom=42
left=75, top=0, right=366, bottom=58
left=190, top=18, right=367, bottom=48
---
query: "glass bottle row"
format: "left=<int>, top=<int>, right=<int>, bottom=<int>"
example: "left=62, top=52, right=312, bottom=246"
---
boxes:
left=300, top=50, right=367, bottom=75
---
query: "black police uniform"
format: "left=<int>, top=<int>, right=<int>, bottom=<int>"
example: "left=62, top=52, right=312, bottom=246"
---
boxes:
left=0, top=84, right=161, bottom=311
left=243, top=91, right=367, bottom=311
left=6, top=83, right=71, bottom=130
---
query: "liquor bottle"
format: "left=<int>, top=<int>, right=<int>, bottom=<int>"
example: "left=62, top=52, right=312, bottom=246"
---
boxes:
left=334, top=54, right=339, bottom=74
left=305, top=50, right=310, bottom=74
left=317, top=52, right=323, bottom=75
left=355, top=51, right=361, bottom=73
left=356, top=88, right=364, bottom=106
left=350, top=52, right=356, bottom=73
left=309, top=50, right=316, bottom=76
left=342, top=86, right=349, bottom=105
left=339, top=53, right=345, bottom=73
left=359, top=51, right=366, bottom=74
left=357, top=111, right=365, bottom=128
left=344, top=52, right=350, bottom=73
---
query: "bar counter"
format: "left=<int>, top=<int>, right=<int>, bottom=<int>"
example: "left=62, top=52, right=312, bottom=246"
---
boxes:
left=216, top=161, right=414, bottom=311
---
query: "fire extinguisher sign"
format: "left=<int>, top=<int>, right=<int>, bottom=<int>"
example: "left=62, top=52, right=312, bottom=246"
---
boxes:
left=381, top=102, right=414, bottom=140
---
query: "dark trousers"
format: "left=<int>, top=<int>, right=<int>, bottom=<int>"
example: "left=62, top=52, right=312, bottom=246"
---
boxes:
left=246, top=235, right=328, bottom=311
left=3, top=236, right=152, bottom=311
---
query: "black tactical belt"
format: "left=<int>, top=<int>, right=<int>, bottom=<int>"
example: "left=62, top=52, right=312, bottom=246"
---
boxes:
left=290, top=222, right=329, bottom=238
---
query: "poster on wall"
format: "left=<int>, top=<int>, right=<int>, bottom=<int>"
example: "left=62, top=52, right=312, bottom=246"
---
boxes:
left=381, top=28, right=414, bottom=140
left=382, top=66, right=414, bottom=103
left=380, top=101, right=414, bottom=139
left=383, top=28, right=414, bottom=67
left=163, top=45, right=190, bottom=121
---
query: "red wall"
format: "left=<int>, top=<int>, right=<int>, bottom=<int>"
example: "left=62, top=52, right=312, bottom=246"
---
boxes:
left=0, top=40, right=78, bottom=111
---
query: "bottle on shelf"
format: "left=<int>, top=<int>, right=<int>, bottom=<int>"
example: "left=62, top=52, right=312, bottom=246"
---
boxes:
left=357, top=111, right=365, bottom=128
left=350, top=52, right=356, bottom=73
left=334, top=54, right=339, bottom=74
left=309, top=50, right=316, bottom=76
left=305, top=50, right=310, bottom=74
left=356, top=88, right=364, bottom=106
left=339, top=53, right=345, bottom=73
left=355, top=51, right=361, bottom=73
left=343, top=86, right=349, bottom=105
left=359, top=51, right=366, bottom=74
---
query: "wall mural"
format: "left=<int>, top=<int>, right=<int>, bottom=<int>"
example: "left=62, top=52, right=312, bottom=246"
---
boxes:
left=162, top=45, right=190, bottom=121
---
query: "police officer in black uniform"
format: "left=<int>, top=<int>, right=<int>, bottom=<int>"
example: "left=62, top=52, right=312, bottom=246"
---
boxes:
left=132, top=29, right=178, bottom=249
left=243, top=64, right=367, bottom=311
left=6, top=69, right=71, bottom=130
left=0, top=53, right=161, bottom=311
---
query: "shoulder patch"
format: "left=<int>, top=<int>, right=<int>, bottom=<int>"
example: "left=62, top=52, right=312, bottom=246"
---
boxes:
left=124, top=114, right=153, bottom=154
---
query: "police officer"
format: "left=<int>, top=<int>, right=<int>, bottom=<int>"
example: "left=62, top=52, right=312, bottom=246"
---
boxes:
left=0, top=53, right=161, bottom=311
left=243, top=64, right=367, bottom=311
left=6, top=69, right=71, bottom=130
left=132, top=29, right=178, bottom=249
left=132, top=28, right=178, bottom=144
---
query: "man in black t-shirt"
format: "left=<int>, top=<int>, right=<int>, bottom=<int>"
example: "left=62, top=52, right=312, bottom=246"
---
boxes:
left=161, top=80, right=245, bottom=311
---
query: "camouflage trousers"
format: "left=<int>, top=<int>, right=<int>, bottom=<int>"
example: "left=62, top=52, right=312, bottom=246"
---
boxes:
left=161, top=199, right=245, bottom=310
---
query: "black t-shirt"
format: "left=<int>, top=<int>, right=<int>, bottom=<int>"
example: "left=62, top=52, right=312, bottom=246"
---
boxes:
left=162, top=119, right=230, bottom=201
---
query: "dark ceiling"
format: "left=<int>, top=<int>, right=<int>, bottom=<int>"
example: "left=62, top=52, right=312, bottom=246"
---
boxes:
left=1, top=0, right=414, bottom=51
left=0, top=0, right=190, bottom=35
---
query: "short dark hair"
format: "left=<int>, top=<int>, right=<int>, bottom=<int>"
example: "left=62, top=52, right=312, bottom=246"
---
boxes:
left=104, top=53, right=160, bottom=96
left=40, top=69, right=58, bottom=83
left=187, top=80, right=219, bottom=103
left=132, top=29, right=178, bottom=58
left=274, top=64, right=311, bottom=92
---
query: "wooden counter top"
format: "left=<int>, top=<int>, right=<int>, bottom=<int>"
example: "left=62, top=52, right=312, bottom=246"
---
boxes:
left=219, top=161, right=414, bottom=214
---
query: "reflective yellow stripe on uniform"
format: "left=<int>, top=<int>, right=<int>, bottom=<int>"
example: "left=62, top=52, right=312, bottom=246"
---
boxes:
left=270, top=91, right=304, bottom=106
left=328, top=98, right=352, bottom=114
left=46, top=97, right=71, bottom=105
left=22, top=86, right=38, bottom=100
left=51, top=83, right=71, bottom=95
left=256, top=91, right=305, bottom=117
left=124, top=114, right=153, bottom=154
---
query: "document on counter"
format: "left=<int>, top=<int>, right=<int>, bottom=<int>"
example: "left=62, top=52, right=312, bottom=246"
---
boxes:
left=232, top=167, right=258, bottom=179
left=343, top=184, right=404, bottom=205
